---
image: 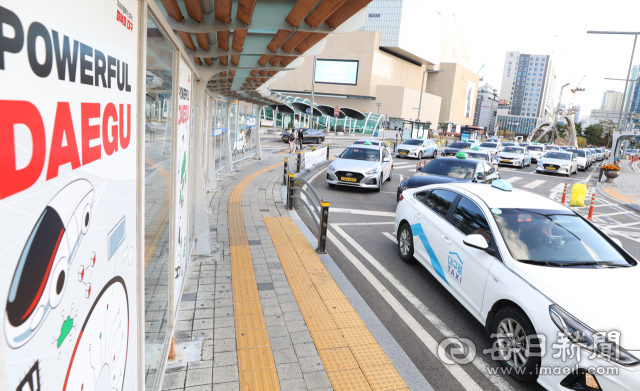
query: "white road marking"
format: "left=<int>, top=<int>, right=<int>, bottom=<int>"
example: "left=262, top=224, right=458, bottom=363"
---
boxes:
left=503, top=176, right=522, bottom=183
left=331, top=225, right=516, bottom=391
left=580, top=174, right=593, bottom=184
left=523, top=180, right=545, bottom=189
left=336, top=222, right=395, bottom=226
left=327, top=229, right=485, bottom=391
left=331, top=208, right=396, bottom=217
left=382, top=232, right=397, bottom=243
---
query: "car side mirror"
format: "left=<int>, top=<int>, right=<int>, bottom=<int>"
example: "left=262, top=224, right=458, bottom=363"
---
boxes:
left=463, top=234, right=489, bottom=250
left=476, top=173, right=487, bottom=181
left=334, top=154, right=340, bottom=158
left=382, top=158, right=389, bottom=162
left=611, top=237, right=623, bottom=249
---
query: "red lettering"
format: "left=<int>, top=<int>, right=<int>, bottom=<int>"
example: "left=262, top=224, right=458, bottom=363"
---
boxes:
left=119, top=104, right=131, bottom=149
left=81, top=103, right=101, bottom=165
left=102, top=103, right=118, bottom=156
left=0, top=100, right=46, bottom=199
left=46, top=102, right=81, bottom=180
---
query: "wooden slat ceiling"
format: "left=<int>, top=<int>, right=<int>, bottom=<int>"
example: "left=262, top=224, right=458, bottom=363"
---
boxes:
left=157, top=0, right=372, bottom=103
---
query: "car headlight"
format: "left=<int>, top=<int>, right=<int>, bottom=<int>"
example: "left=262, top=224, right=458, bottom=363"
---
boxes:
left=561, top=164, right=570, bottom=168
left=365, top=169, right=379, bottom=175
left=549, top=305, right=640, bottom=366
left=328, top=165, right=336, bottom=173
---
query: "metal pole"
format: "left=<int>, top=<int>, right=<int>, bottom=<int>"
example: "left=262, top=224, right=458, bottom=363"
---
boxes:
left=296, top=150, right=301, bottom=173
left=317, top=199, right=330, bottom=254
left=311, top=56, right=316, bottom=130
left=283, top=158, right=288, bottom=185
left=417, top=70, right=426, bottom=121
left=617, top=34, right=638, bottom=133
left=286, top=173, right=294, bottom=209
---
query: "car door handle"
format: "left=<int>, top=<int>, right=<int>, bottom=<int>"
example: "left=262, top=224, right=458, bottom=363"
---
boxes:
left=442, top=235, right=451, bottom=244
left=415, top=212, right=421, bottom=219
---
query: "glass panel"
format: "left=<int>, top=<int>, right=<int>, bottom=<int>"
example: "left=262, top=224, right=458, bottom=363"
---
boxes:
left=218, top=101, right=227, bottom=169
left=144, top=13, right=173, bottom=387
left=235, top=105, right=246, bottom=161
left=230, top=104, right=237, bottom=161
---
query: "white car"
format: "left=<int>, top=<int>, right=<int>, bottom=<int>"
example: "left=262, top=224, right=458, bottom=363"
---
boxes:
left=479, top=141, right=503, bottom=154
left=396, top=138, right=438, bottom=159
left=527, top=144, right=547, bottom=163
left=496, top=146, right=532, bottom=168
left=395, top=180, right=640, bottom=391
left=565, top=149, right=589, bottom=171
left=327, top=144, right=392, bottom=191
left=536, top=151, right=578, bottom=177
left=595, top=149, right=605, bottom=161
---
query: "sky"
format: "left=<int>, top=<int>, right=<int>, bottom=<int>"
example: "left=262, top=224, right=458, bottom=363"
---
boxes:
left=436, top=0, right=639, bottom=119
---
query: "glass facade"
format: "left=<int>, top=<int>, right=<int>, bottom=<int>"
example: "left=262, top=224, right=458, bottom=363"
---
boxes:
left=358, top=0, right=402, bottom=47
left=495, top=115, right=540, bottom=135
left=144, top=13, right=173, bottom=389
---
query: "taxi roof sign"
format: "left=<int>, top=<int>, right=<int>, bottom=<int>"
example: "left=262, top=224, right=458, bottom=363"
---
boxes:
left=471, top=146, right=480, bottom=151
left=456, top=151, right=468, bottom=159
left=492, top=179, right=513, bottom=191
left=364, top=141, right=372, bottom=145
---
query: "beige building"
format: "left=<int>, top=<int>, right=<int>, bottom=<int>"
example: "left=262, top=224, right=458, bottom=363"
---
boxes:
left=269, top=31, right=442, bottom=128
left=601, top=90, right=624, bottom=111
left=425, top=62, right=480, bottom=127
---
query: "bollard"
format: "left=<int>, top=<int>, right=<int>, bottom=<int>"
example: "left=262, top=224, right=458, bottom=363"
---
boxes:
left=393, top=141, right=397, bottom=153
left=286, top=173, right=295, bottom=209
left=296, top=151, right=301, bottom=173
left=561, top=183, right=568, bottom=204
left=416, top=161, right=422, bottom=172
left=326, top=144, right=330, bottom=160
left=283, top=158, right=288, bottom=185
left=587, top=193, right=596, bottom=220
left=317, top=199, right=330, bottom=254
left=312, top=147, right=316, bottom=151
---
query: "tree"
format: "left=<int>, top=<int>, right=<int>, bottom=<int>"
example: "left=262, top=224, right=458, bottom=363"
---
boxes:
left=584, top=121, right=614, bottom=147
left=575, top=122, right=583, bottom=137
left=556, top=123, right=567, bottom=139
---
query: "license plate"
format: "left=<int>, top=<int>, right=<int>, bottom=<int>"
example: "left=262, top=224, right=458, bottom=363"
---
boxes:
left=341, top=177, right=357, bottom=182
left=501, top=159, right=510, bottom=163
left=399, top=152, right=407, bottom=155
left=545, top=166, right=556, bottom=170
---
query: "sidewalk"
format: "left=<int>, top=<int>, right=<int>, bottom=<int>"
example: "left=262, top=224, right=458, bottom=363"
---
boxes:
left=160, top=154, right=425, bottom=390
left=597, top=161, right=640, bottom=211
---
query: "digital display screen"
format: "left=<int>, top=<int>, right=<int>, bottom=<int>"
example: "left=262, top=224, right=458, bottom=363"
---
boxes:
left=315, top=59, right=359, bottom=85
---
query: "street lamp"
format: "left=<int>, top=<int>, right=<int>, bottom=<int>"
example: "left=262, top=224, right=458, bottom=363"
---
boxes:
left=376, top=102, right=382, bottom=114
left=604, top=77, right=640, bottom=131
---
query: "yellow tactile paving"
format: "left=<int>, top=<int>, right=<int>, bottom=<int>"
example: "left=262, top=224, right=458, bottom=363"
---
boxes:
left=601, top=187, right=640, bottom=204
left=227, top=162, right=283, bottom=391
left=264, top=217, right=408, bottom=391
left=144, top=158, right=171, bottom=268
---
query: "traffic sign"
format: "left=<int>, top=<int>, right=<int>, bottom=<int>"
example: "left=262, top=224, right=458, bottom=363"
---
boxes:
left=334, top=106, right=339, bottom=117
left=306, top=108, right=310, bottom=114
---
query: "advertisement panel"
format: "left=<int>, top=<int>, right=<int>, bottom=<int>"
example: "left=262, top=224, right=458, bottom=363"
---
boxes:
left=173, top=58, right=191, bottom=316
left=304, top=147, right=328, bottom=169
left=315, top=59, right=359, bottom=85
left=0, top=1, right=138, bottom=390
left=464, top=80, right=476, bottom=118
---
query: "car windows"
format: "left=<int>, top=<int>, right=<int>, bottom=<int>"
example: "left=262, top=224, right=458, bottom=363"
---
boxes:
left=483, top=162, right=494, bottom=174
left=422, top=160, right=476, bottom=179
left=423, top=189, right=458, bottom=218
left=452, top=197, right=494, bottom=244
left=414, top=191, right=430, bottom=203
left=475, top=163, right=486, bottom=177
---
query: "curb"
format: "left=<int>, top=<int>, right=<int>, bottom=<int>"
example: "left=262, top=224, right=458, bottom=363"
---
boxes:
left=596, top=182, right=640, bottom=212
left=279, top=186, right=434, bottom=391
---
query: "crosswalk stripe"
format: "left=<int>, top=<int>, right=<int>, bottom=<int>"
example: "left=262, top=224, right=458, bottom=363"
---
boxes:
left=504, top=176, right=522, bottom=183
left=523, top=179, right=546, bottom=189
left=550, top=183, right=565, bottom=193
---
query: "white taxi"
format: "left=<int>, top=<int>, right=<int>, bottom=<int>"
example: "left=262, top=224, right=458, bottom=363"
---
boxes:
left=395, top=180, right=640, bottom=390
left=327, top=143, right=392, bottom=191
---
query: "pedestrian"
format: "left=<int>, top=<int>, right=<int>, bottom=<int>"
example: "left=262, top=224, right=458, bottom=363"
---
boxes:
left=298, top=127, right=305, bottom=149
left=289, top=128, right=297, bottom=153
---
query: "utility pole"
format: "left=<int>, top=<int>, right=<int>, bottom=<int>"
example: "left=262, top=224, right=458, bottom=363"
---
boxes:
left=310, top=55, right=316, bottom=129
left=376, top=102, right=382, bottom=114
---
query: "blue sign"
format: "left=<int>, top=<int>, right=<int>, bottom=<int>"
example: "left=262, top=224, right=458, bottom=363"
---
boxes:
left=306, top=108, right=310, bottom=115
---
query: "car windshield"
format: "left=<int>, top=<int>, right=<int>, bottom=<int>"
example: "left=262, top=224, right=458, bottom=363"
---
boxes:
left=402, top=140, right=423, bottom=146
left=480, top=143, right=497, bottom=148
left=493, top=209, right=629, bottom=266
left=449, top=142, right=472, bottom=149
left=546, top=146, right=559, bottom=151
left=545, top=152, right=571, bottom=160
left=354, top=141, right=379, bottom=145
left=503, top=143, right=516, bottom=146
left=502, top=147, right=524, bottom=154
left=596, top=149, right=603, bottom=153
left=421, top=160, right=475, bottom=179
left=340, top=147, right=380, bottom=161
left=466, top=153, right=489, bottom=161
left=567, top=149, right=586, bottom=157
left=527, top=146, right=544, bottom=151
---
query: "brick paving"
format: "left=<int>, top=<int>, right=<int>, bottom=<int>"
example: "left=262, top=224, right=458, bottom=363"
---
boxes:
left=599, top=161, right=640, bottom=205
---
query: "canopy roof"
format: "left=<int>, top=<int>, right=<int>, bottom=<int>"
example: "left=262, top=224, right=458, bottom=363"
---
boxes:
left=157, top=0, right=372, bottom=106
left=340, top=107, right=366, bottom=120
left=291, top=102, right=323, bottom=117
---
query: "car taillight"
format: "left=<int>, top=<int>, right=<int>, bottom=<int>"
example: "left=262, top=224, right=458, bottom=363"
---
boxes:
left=398, top=193, right=404, bottom=201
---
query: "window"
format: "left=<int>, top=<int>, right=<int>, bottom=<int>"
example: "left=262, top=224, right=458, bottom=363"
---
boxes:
left=451, top=197, right=494, bottom=246
left=423, top=189, right=458, bottom=218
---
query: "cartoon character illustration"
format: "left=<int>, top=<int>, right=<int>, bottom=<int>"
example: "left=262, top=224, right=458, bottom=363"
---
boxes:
left=63, top=277, right=129, bottom=391
left=5, top=179, right=94, bottom=348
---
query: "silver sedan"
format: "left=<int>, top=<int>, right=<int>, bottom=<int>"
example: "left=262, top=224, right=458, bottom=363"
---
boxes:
left=327, top=144, right=393, bottom=192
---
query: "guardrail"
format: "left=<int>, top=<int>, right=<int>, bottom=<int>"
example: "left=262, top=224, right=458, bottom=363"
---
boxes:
left=284, top=169, right=330, bottom=254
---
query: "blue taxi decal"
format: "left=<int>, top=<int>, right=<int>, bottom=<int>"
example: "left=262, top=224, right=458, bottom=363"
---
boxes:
left=410, top=224, right=449, bottom=285
left=447, top=252, right=463, bottom=284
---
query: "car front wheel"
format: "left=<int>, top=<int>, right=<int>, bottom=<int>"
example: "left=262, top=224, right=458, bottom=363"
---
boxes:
left=397, top=223, right=415, bottom=263
left=418, top=151, right=423, bottom=160
left=490, top=307, right=541, bottom=383
left=375, top=174, right=382, bottom=192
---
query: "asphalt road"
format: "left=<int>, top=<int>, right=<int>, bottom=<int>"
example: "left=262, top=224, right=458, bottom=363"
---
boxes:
left=291, top=145, right=640, bottom=391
